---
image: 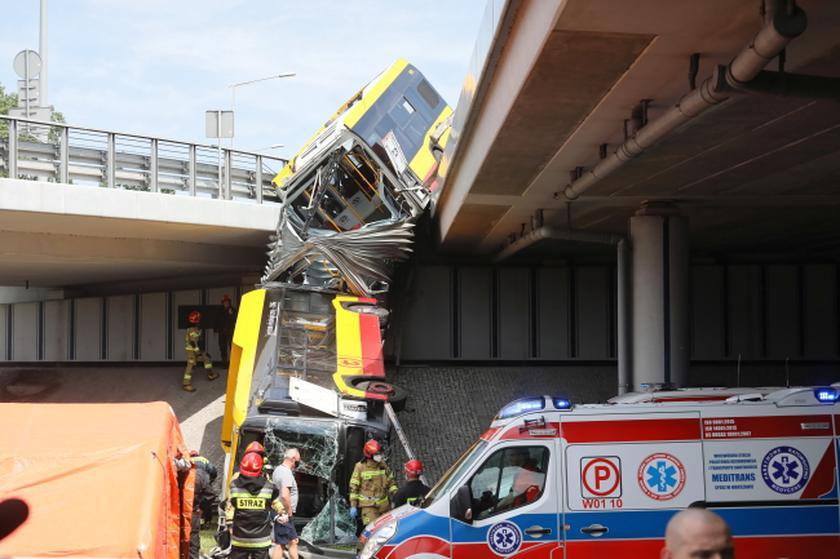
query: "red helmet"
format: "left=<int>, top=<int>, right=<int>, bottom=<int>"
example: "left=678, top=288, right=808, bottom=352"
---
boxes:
left=240, top=452, right=263, bottom=477
left=363, top=439, right=382, bottom=459
left=222, top=294, right=231, bottom=304
left=245, top=441, right=266, bottom=456
left=189, top=449, right=200, bottom=457
left=188, top=310, right=201, bottom=324
left=404, top=459, right=424, bottom=476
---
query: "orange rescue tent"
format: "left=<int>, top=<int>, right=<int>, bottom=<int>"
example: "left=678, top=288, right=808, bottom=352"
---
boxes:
left=0, top=402, right=195, bottom=558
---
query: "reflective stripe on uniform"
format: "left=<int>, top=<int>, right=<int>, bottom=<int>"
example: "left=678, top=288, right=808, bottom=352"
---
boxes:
left=357, top=495, right=389, bottom=505
left=230, top=487, right=275, bottom=498
left=231, top=536, right=271, bottom=548
left=361, top=470, right=386, bottom=480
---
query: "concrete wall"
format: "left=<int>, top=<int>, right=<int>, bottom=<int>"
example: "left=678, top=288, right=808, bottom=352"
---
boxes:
left=0, top=286, right=237, bottom=362
left=396, top=262, right=839, bottom=364
left=1, top=262, right=837, bottom=365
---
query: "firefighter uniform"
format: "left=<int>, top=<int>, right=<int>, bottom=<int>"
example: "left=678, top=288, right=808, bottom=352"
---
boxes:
left=190, top=466, right=219, bottom=559
left=183, top=326, right=217, bottom=390
left=349, top=459, right=398, bottom=526
left=226, top=475, right=283, bottom=559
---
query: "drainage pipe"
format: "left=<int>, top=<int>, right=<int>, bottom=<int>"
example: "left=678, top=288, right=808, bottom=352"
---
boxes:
left=496, top=226, right=631, bottom=395
left=563, top=2, right=807, bottom=200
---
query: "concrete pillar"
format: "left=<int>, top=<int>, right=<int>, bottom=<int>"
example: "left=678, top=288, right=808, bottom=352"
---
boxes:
left=630, top=205, right=690, bottom=390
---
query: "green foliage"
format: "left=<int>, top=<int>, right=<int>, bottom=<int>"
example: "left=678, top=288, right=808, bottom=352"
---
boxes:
left=0, top=83, right=18, bottom=141
left=49, top=110, right=66, bottom=143
left=1, top=82, right=67, bottom=143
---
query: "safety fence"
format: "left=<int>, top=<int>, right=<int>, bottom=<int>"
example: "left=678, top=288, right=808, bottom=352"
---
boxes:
left=0, top=115, right=287, bottom=203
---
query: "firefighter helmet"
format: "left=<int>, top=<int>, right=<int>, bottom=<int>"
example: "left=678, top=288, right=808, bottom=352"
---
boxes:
left=245, top=441, right=266, bottom=456
left=239, top=452, right=263, bottom=477
left=404, top=459, right=424, bottom=476
left=188, top=310, right=201, bottom=324
left=363, top=439, right=382, bottom=459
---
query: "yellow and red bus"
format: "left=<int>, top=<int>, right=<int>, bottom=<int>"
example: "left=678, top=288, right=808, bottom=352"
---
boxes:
left=273, top=59, right=452, bottom=189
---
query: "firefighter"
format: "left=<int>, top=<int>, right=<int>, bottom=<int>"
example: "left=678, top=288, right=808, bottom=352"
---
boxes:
left=226, top=452, right=283, bottom=559
left=392, top=459, right=430, bottom=508
left=230, top=442, right=268, bottom=482
left=189, top=455, right=220, bottom=559
left=349, top=439, right=397, bottom=529
left=244, top=441, right=266, bottom=457
left=190, top=449, right=219, bottom=483
left=183, top=310, right=218, bottom=392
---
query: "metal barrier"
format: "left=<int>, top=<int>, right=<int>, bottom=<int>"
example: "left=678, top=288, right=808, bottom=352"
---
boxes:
left=0, top=115, right=288, bottom=203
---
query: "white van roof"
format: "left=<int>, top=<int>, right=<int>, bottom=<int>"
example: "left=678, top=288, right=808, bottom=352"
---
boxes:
left=489, top=383, right=840, bottom=427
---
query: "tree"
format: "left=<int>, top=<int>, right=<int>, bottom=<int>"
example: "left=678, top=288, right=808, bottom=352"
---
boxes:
left=0, top=83, right=18, bottom=140
left=1, top=81, right=66, bottom=142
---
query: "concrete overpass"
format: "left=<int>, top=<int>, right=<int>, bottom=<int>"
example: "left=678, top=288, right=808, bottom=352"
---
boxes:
left=0, top=117, right=284, bottom=292
left=0, top=178, right=277, bottom=289
left=438, top=0, right=840, bottom=255
left=435, top=0, right=840, bottom=391
left=3, top=0, right=840, bottom=396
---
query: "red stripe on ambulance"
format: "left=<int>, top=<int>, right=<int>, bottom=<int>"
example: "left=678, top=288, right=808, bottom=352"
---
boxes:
left=562, top=418, right=700, bottom=443
left=381, top=535, right=449, bottom=559
left=702, top=415, right=833, bottom=439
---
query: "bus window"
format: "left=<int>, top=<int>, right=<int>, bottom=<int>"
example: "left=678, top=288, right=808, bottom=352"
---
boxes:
left=417, top=79, right=441, bottom=110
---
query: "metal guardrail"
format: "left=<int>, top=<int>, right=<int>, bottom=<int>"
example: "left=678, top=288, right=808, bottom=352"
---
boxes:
left=0, top=115, right=288, bottom=204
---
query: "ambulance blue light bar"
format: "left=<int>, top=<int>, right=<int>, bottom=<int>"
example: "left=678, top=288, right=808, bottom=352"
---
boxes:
left=497, top=397, right=545, bottom=419
left=552, top=397, right=572, bottom=410
left=814, top=388, right=839, bottom=403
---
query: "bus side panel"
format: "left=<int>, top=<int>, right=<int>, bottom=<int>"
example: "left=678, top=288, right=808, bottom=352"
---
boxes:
left=221, top=289, right=267, bottom=452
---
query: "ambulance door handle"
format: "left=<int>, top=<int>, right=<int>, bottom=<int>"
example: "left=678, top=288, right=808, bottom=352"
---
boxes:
left=581, top=524, right=608, bottom=537
left=524, top=526, right=551, bottom=537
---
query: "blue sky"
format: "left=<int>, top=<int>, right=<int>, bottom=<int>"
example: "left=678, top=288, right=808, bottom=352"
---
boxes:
left=1, top=0, right=486, bottom=157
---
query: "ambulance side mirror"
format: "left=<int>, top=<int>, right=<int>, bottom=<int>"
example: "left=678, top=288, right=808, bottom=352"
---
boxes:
left=450, top=485, right=473, bottom=524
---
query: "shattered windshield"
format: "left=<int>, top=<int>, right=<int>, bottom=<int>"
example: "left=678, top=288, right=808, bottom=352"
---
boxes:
left=242, top=418, right=357, bottom=545
left=262, top=418, right=339, bottom=481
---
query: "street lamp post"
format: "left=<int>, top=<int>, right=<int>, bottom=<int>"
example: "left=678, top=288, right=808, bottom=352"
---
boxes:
left=229, top=72, right=295, bottom=149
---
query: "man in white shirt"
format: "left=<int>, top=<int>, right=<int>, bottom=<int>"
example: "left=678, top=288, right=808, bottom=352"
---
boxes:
left=271, top=448, right=301, bottom=559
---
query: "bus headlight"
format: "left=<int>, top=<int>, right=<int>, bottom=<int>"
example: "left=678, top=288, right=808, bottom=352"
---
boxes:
left=359, top=521, right=397, bottom=559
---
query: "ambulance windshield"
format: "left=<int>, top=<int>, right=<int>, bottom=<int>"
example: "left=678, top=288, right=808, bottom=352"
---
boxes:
left=421, top=440, right=487, bottom=507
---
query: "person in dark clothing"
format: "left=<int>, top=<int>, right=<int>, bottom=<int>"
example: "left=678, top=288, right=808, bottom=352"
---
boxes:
left=216, top=295, right=237, bottom=364
left=190, top=464, right=220, bottom=559
left=392, top=459, right=430, bottom=508
left=226, top=452, right=283, bottom=559
left=191, top=450, right=219, bottom=484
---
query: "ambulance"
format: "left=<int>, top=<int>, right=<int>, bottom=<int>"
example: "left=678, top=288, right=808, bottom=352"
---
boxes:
left=357, top=384, right=840, bottom=559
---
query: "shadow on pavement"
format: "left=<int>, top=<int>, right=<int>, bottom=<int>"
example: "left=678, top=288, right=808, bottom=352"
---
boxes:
left=0, top=365, right=226, bottom=429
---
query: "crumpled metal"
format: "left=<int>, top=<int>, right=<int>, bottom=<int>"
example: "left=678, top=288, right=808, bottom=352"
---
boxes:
left=261, top=129, right=427, bottom=296
left=263, top=219, right=416, bottom=297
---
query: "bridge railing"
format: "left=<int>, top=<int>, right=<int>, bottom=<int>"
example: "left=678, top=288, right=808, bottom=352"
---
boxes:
left=0, top=115, right=288, bottom=204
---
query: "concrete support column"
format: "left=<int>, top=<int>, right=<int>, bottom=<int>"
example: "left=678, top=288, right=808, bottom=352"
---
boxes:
left=630, top=205, right=690, bottom=390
